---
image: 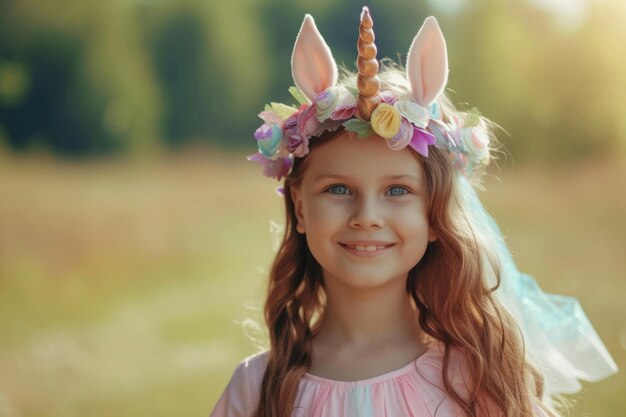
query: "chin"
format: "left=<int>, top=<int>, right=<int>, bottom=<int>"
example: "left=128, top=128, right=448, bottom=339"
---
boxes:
left=335, top=271, right=407, bottom=289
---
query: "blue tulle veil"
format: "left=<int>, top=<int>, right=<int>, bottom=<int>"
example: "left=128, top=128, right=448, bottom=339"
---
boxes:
left=456, top=174, right=618, bottom=403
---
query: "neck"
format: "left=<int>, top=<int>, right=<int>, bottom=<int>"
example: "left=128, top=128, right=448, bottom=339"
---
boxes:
left=315, top=271, right=423, bottom=350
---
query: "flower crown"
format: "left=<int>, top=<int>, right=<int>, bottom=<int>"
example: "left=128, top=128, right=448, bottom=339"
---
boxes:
left=248, top=7, right=492, bottom=182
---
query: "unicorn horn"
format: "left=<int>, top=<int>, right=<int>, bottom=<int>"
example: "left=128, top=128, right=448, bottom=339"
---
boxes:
left=356, top=6, right=381, bottom=121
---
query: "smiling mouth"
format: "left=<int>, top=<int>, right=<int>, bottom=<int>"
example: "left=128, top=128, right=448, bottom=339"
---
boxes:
left=338, top=243, right=396, bottom=257
left=340, top=244, right=394, bottom=251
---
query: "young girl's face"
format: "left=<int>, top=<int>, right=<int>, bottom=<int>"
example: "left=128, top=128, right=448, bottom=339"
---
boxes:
left=291, top=131, right=436, bottom=290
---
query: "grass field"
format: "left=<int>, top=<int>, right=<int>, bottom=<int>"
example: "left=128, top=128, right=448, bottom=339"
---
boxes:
left=0, top=148, right=624, bottom=416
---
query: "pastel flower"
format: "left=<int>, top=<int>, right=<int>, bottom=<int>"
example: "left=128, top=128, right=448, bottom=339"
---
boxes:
left=380, top=90, right=399, bottom=104
left=461, top=125, right=490, bottom=163
left=283, top=114, right=308, bottom=157
left=408, top=127, right=436, bottom=157
left=254, top=123, right=281, bottom=141
left=283, top=104, right=318, bottom=157
left=428, top=118, right=454, bottom=147
left=258, top=110, right=284, bottom=125
left=330, top=103, right=356, bottom=120
left=255, top=124, right=282, bottom=158
left=385, top=118, right=413, bottom=150
left=371, top=103, right=401, bottom=139
left=428, top=101, right=441, bottom=120
left=298, top=103, right=320, bottom=137
left=254, top=124, right=271, bottom=140
left=316, top=87, right=341, bottom=122
left=316, top=87, right=356, bottom=122
left=448, top=117, right=466, bottom=148
left=268, top=156, right=293, bottom=180
left=247, top=152, right=293, bottom=181
left=394, top=100, right=430, bottom=129
left=450, top=151, right=468, bottom=173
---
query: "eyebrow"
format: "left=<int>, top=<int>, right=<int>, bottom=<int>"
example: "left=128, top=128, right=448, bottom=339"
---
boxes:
left=314, top=174, right=421, bottom=182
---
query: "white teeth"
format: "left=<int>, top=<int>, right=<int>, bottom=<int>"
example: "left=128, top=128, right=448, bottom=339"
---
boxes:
left=348, top=245, right=387, bottom=251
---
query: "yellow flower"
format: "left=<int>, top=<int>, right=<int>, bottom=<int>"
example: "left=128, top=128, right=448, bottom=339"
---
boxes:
left=370, top=103, right=401, bottom=139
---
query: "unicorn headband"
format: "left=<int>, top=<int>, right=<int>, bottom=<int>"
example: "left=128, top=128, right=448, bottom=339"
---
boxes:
left=249, top=7, right=492, bottom=182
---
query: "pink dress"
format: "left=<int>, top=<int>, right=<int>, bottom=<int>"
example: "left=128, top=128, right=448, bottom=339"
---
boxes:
left=210, top=341, right=550, bottom=417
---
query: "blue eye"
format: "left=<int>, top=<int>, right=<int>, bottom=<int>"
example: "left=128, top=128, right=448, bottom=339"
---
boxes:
left=327, top=185, right=350, bottom=195
left=388, top=186, right=409, bottom=196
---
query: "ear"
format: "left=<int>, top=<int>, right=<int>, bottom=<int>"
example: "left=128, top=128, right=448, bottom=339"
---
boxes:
left=406, top=16, right=449, bottom=107
left=290, top=186, right=306, bottom=234
left=291, top=14, right=339, bottom=102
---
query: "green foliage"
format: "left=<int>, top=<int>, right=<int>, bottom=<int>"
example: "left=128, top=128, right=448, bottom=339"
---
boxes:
left=343, top=118, right=374, bottom=137
left=0, top=61, right=30, bottom=106
left=289, top=86, right=309, bottom=105
left=0, top=0, right=624, bottom=161
left=265, top=102, right=298, bottom=120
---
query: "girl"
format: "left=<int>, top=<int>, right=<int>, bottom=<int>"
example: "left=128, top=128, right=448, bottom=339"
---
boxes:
left=211, top=8, right=617, bottom=417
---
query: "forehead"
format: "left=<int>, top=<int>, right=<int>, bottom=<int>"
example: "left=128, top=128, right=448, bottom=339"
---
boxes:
left=303, top=132, right=425, bottom=184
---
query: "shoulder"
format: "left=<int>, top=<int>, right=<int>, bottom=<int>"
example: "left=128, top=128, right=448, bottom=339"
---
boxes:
left=415, top=341, right=474, bottom=397
left=416, top=341, right=502, bottom=415
left=236, top=349, right=271, bottom=386
left=416, top=341, right=551, bottom=417
left=209, top=350, right=269, bottom=417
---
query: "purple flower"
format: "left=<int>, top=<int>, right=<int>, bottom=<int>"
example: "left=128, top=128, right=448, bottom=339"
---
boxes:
left=254, top=124, right=272, bottom=140
left=247, top=153, right=293, bottom=181
left=330, top=103, right=356, bottom=120
left=380, top=90, right=399, bottom=104
left=283, top=104, right=319, bottom=157
left=385, top=118, right=413, bottom=150
left=283, top=114, right=307, bottom=157
left=408, top=127, right=436, bottom=157
left=297, top=103, right=319, bottom=137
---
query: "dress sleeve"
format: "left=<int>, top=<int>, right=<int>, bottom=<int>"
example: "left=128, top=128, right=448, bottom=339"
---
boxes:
left=209, top=361, right=255, bottom=417
left=209, top=352, right=268, bottom=417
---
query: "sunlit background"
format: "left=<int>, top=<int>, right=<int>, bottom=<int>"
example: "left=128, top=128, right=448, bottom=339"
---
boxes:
left=0, top=0, right=625, bottom=415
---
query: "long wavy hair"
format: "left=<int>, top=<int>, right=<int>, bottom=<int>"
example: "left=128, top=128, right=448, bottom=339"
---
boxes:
left=252, top=64, right=562, bottom=417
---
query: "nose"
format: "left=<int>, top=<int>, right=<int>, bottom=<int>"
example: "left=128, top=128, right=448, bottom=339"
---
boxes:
left=348, top=194, right=384, bottom=230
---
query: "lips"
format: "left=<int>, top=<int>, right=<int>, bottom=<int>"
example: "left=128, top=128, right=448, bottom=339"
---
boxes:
left=339, top=241, right=396, bottom=253
left=339, top=241, right=395, bottom=257
left=340, top=240, right=394, bottom=246
left=342, top=244, right=391, bottom=251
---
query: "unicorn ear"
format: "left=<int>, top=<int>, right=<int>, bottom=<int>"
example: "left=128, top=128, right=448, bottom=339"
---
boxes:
left=291, top=15, right=338, bottom=102
left=406, top=16, right=449, bottom=107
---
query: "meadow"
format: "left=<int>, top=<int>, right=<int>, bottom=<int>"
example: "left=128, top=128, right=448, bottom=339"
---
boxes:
left=0, top=149, right=624, bottom=416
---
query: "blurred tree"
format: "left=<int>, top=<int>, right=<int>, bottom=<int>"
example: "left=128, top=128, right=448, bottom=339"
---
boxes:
left=0, top=0, right=623, bottom=162
left=446, top=0, right=626, bottom=163
left=82, top=1, right=164, bottom=156
left=151, top=10, right=213, bottom=148
left=0, top=0, right=162, bottom=156
left=0, top=30, right=120, bottom=154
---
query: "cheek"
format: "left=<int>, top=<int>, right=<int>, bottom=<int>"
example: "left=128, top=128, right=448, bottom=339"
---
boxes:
left=395, top=204, right=430, bottom=238
left=302, top=199, right=346, bottom=250
left=305, top=198, right=347, bottom=225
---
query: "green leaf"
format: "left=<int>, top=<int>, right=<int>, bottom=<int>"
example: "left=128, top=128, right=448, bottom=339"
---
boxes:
left=343, top=119, right=373, bottom=137
left=288, top=86, right=310, bottom=105
left=269, top=102, right=298, bottom=120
